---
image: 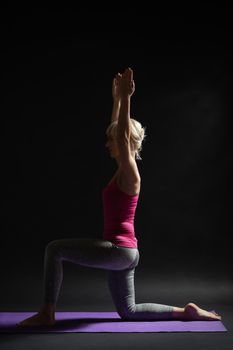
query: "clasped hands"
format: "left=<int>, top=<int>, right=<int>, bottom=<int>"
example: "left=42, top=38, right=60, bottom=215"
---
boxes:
left=112, top=67, right=135, bottom=101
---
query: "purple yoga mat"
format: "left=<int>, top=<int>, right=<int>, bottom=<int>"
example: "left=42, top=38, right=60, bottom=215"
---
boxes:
left=0, top=311, right=227, bottom=333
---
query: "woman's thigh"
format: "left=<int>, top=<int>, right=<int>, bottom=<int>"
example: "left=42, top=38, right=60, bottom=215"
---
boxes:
left=107, top=266, right=138, bottom=318
left=45, top=238, right=139, bottom=271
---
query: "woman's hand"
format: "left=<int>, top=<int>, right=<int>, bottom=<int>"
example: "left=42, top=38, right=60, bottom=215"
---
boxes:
left=119, top=67, right=135, bottom=98
left=112, top=73, right=122, bottom=102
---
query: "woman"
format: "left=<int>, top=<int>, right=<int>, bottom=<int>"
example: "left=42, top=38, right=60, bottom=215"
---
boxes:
left=17, top=68, right=221, bottom=327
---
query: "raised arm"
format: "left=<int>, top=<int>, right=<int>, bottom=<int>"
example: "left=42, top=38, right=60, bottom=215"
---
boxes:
left=116, top=68, right=135, bottom=140
left=115, top=68, right=138, bottom=179
left=111, top=73, right=122, bottom=123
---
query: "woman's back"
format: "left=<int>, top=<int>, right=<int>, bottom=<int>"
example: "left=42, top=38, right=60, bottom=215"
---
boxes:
left=102, top=175, right=140, bottom=248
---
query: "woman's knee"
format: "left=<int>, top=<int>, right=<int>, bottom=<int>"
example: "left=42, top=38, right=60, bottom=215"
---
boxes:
left=117, top=305, right=136, bottom=320
left=45, top=240, right=63, bottom=255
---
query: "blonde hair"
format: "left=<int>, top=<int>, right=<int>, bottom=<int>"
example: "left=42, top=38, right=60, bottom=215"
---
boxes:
left=105, top=118, right=147, bottom=160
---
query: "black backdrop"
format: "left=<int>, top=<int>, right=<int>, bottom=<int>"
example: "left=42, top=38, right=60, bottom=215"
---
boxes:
left=1, top=6, right=232, bottom=310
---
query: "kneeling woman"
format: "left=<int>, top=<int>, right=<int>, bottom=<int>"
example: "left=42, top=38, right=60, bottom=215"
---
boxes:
left=17, top=68, right=221, bottom=327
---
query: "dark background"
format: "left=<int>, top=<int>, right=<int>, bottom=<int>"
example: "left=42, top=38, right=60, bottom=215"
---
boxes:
left=1, top=5, right=233, bottom=350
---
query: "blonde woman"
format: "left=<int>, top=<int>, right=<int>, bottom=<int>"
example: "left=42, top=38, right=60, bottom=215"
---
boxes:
left=17, top=68, right=221, bottom=327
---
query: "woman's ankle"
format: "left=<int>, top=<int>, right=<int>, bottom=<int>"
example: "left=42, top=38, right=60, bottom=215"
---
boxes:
left=172, top=306, right=186, bottom=319
left=39, top=303, right=56, bottom=317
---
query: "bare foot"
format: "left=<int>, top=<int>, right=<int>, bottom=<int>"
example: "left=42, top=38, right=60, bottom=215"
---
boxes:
left=184, top=303, right=222, bottom=321
left=16, top=312, right=55, bottom=327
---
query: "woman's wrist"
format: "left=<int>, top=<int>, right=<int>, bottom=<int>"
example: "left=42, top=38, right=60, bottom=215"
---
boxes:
left=113, top=98, right=121, bottom=105
left=120, top=95, right=131, bottom=102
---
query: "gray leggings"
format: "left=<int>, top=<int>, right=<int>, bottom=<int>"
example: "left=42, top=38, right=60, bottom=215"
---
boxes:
left=42, top=238, right=174, bottom=320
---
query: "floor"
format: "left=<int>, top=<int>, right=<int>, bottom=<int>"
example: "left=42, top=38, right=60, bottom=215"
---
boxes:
left=0, top=269, right=232, bottom=350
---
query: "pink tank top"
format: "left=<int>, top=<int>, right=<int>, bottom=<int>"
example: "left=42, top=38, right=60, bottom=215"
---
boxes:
left=102, top=176, right=139, bottom=248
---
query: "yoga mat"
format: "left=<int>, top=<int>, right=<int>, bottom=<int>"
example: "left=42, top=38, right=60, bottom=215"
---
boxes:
left=0, top=311, right=227, bottom=333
